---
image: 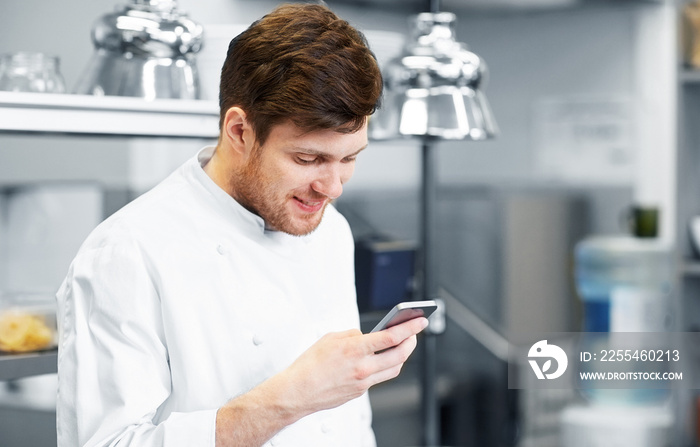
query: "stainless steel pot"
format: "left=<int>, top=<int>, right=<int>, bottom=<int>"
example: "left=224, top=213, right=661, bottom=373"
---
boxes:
left=75, top=0, right=203, bottom=100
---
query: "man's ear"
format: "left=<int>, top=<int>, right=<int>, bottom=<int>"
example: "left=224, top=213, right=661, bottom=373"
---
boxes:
left=222, top=107, right=254, bottom=156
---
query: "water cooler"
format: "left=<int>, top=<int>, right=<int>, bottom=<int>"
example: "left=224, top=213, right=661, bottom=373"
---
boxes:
left=561, top=233, right=675, bottom=447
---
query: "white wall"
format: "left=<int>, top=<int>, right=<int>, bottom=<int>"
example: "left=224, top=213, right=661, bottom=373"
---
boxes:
left=440, top=6, right=638, bottom=185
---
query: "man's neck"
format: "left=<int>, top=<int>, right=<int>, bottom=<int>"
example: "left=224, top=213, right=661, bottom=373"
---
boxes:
left=203, top=146, right=235, bottom=197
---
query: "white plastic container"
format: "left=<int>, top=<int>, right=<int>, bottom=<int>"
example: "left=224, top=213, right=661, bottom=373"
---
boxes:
left=0, top=292, right=57, bottom=353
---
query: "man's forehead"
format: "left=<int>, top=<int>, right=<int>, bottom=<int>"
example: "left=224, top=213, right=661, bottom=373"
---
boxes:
left=268, top=120, right=368, bottom=152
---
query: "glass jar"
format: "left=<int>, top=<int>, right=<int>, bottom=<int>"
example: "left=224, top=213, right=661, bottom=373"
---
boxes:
left=0, top=52, right=66, bottom=93
left=0, top=292, right=57, bottom=353
left=684, top=1, right=700, bottom=68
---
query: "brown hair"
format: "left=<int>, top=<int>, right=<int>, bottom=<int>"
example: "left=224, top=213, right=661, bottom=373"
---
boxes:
left=219, top=3, right=382, bottom=145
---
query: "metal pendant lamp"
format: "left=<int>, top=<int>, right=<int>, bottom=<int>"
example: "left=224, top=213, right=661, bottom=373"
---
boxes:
left=370, top=6, right=497, bottom=141
left=370, top=2, right=498, bottom=446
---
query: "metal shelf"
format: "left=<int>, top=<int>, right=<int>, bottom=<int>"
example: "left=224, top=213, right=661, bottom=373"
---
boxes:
left=0, top=91, right=219, bottom=139
left=0, top=349, right=57, bottom=381
left=0, top=94, right=217, bottom=380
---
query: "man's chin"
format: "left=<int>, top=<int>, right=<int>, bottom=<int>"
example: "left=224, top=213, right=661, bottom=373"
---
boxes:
left=285, top=215, right=324, bottom=236
left=268, top=207, right=326, bottom=236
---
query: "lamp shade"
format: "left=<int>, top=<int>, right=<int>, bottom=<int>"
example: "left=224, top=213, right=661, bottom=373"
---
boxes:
left=370, top=12, right=498, bottom=141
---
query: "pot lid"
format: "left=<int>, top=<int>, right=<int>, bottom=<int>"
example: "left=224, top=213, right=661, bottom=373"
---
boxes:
left=91, top=0, right=203, bottom=58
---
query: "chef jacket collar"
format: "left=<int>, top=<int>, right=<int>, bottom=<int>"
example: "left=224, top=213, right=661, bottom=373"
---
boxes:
left=191, top=147, right=319, bottom=244
left=193, top=146, right=267, bottom=234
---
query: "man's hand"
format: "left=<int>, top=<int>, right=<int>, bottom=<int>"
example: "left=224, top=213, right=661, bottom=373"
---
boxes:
left=278, top=316, right=429, bottom=416
left=215, top=317, right=428, bottom=446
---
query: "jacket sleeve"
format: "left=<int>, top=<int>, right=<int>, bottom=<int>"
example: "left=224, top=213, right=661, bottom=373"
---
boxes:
left=56, top=232, right=217, bottom=447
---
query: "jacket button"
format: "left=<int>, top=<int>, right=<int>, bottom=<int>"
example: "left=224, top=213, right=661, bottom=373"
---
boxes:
left=252, top=334, right=263, bottom=346
left=216, top=244, right=226, bottom=255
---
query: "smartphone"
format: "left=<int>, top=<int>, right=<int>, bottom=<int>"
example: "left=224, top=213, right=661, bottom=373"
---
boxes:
left=370, top=300, right=438, bottom=333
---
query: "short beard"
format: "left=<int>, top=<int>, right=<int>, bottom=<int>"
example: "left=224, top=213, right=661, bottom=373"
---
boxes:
left=229, top=147, right=327, bottom=236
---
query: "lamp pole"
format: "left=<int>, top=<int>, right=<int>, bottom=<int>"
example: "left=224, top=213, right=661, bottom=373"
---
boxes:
left=419, top=138, right=440, bottom=447
left=374, top=3, right=496, bottom=444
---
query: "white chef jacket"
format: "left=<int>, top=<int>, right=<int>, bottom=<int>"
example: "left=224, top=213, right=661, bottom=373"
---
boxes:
left=56, top=146, right=376, bottom=447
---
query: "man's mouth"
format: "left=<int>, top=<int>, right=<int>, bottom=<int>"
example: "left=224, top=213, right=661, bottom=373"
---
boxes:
left=293, top=196, right=325, bottom=213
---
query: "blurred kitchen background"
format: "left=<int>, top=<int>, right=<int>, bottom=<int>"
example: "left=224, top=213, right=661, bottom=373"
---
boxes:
left=1, top=0, right=699, bottom=446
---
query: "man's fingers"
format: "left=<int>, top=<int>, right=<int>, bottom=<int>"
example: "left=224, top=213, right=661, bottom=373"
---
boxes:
left=365, top=317, right=428, bottom=353
left=368, top=363, right=404, bottom=386
left=371, top=334, right=417, bottom=371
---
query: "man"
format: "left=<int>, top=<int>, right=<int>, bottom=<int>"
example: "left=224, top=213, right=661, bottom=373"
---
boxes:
left=56, top=3, right=427, bottom=447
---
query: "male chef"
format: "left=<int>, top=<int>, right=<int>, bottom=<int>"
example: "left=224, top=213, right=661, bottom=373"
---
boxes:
left=56, top=3, right=428, bottom=446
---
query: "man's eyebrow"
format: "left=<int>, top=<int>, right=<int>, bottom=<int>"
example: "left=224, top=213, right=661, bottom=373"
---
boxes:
left=346, top=144, right=368, bottom=157
left=292, top=144, right=368, bottom=158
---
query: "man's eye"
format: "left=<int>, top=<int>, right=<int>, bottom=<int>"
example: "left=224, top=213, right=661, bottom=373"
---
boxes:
left=296, top=157, right=316, bottom=165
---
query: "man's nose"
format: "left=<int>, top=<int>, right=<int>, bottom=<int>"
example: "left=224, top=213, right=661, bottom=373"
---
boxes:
left=311, top=164, right=347, bottom=199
